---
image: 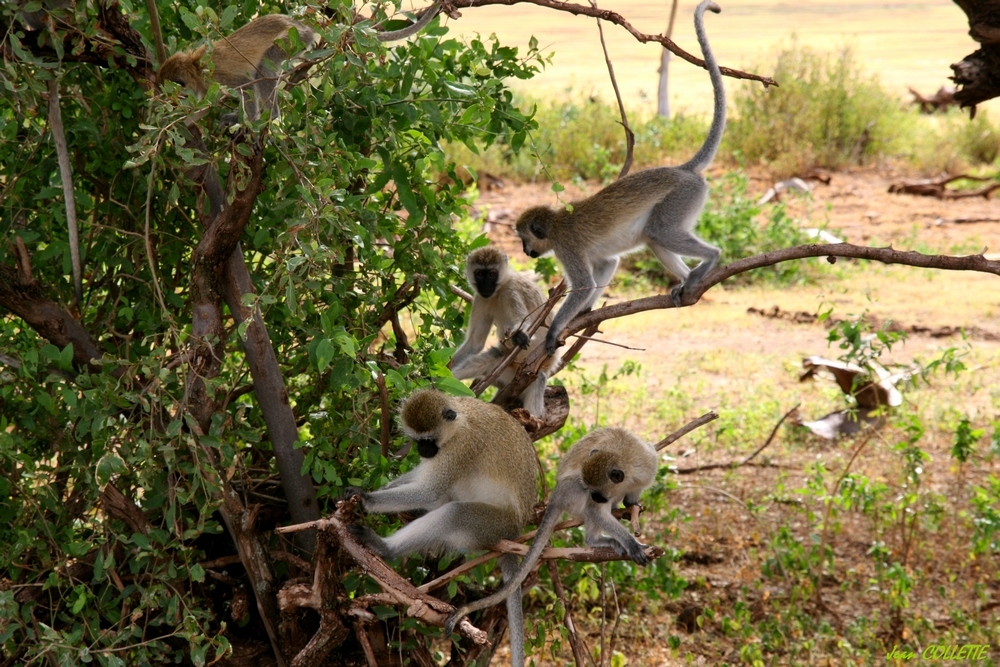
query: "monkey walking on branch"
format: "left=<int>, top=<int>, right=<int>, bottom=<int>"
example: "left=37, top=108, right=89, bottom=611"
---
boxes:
left=516, top=0, right=727, bottom=356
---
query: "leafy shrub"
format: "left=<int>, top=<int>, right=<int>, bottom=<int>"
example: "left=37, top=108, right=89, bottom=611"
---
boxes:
left=725, top=44, right=907, bottom=175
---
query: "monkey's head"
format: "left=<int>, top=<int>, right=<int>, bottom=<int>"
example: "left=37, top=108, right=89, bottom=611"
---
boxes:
left=157, top=46, right=209, bottom=98
left=399, top=389, right=459, bottom=458
left=581, top=449, right=625, bottom=503
left=515, top=207, right=557, bottom=258
left=465, top=246, right=507, bottom=298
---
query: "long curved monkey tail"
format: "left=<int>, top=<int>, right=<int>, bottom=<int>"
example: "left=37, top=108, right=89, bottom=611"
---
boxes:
left=681, top=1, right=725, bottom=173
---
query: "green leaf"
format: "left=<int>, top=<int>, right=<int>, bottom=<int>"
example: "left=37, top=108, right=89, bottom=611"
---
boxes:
left=434, top=377, right=475, bottom=397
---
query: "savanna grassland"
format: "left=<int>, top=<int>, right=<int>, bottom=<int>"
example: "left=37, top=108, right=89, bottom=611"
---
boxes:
left=438, top=2, right=1000, bottom=664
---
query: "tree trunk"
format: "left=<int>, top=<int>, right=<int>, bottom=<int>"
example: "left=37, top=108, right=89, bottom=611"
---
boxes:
left=950, top=0, right=1000, bottom=111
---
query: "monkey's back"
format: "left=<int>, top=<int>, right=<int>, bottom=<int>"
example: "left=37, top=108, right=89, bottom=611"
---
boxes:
left=442, top=397, right=538, bottom=525
left=554, top=167, right=701, bottom=252
left=212, top=15, right=316, bottom=86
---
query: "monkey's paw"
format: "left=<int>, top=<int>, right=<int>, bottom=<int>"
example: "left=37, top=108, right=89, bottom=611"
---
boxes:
left=341, top=487, right=367, bottom=506
left=511, top=330, right=530, bottom=349
left=544, top=330, right=560, bottom=356
left=346, top=523, right=385, bottom=552
left=670, top=284, right=685, bottom=307
left=613, top=538, right=651, bottom=566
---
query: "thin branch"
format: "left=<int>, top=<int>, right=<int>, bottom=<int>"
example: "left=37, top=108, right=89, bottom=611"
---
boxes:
left=587, top=0, right=634, bottom=178
left=144, top=0, right=166, bottom=63
left=654, top=411, right=719, bottom=451
left=451, top=284, right=474, bottom=303
left=375, top=371, right=391, bottom=458
left=668, top=404, right=796, bottom=473
left=46, top=76, right=83, bottom=308
left=449, top=0, right=778, bottom=88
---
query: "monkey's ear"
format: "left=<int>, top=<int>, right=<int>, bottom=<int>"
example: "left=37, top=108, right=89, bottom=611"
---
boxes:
left=608, top=468, right=625, bottom=484
left=530, top=222, right=547, bottom=240
left=442, top=409, right=457, bottom=422
left=190, top=45, right=207, bottom=64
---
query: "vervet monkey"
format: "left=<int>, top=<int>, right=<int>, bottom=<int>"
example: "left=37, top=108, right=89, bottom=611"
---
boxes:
left=516, top=0, right=726, bottom=356
left=156, top=7, right=439, bottom=122
left=344, top=388, right=538, bottom=666
left=445, top=427, right=659, bottom=639
left=451, top=246, right=558, bottom=417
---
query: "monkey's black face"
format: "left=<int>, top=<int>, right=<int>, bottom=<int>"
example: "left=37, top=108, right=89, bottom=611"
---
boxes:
left=416, top=438, right=439, bottom=458
left=590, top=490, right=609, bottom=503
left=473, top=268, right=500, bottom=298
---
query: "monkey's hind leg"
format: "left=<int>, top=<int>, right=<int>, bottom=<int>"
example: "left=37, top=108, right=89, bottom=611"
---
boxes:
left=645, top=188, right=720, bottom=307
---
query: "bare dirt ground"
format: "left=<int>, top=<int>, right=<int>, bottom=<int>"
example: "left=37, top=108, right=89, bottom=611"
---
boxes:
left=469, top=167, right=1000, bottom=666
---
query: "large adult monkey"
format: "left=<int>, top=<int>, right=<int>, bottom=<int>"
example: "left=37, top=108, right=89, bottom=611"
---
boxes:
left=516, top=0, right=726, bottom=356
left=343, top=388, right=538, bottom=667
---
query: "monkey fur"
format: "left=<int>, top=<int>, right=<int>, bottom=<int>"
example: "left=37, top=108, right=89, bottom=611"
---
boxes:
left=156, top=6, right=439, bottom=123
left=344, top=388, right=538, bottom=667
left=516, top=0, right=726, bottom=356
left=157, top=14, right=319, bottom=123
left=444, top=427, right=659, bottom=647
left=451, top=246, right=559, bottom=417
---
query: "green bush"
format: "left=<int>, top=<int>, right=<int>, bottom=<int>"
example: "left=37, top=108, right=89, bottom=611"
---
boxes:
left=726, top=44, right=907, bottom=175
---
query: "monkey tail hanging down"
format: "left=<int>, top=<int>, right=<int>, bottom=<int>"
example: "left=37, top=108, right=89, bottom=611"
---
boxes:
left=515, top=0, right=726, bottom=356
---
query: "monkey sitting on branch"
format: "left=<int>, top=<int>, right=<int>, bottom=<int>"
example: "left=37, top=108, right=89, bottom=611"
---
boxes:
left=451, top=246, right=559, bottom=417
left=516, top=0, right=726, bottom=356
left=444, top=427, right=659, bottom=654
left=343, top=388, right=539, bottom=667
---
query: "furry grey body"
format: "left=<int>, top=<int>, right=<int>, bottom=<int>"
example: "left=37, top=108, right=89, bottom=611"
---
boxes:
left=346, top=388, right=537, bottom=666
left=451, top=247, right=558, bottom=416
left=443, top=427, right=659, bottom=658
left=516, top=0, right=726, bottom=356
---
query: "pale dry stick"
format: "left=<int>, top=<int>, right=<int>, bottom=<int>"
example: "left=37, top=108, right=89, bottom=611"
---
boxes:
left=470, top=280, right=566, bottom=395
left=143, top=159, right=170, bottom=316
left=570, top=333, right=644, bottom=352
left=676, top=483, right=790, bottom=587
left=670, top=404, right=797, bottom=473
left=46, top=76, right=83, bottom=308
left=451, top=284, right=474, bottom=303
left=608, top=576, right=622, bottom=667
left=354, top=620, right=379, bottom=667
left=654, top=411, right=719, bottom=451
left=587, top=0, right=634, bottom=179
left=599, top=563, right=607, bottom=667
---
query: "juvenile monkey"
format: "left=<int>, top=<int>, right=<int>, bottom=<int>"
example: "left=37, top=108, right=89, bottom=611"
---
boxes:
left=344, top=388, right=538, bottom=667
left=445, top=427, right=659, bottom=640
left=451, top=246, right=558, bottom=417
left=157, top=7, right=439, bottom=122
left=516, top=0, right=726, bottom=356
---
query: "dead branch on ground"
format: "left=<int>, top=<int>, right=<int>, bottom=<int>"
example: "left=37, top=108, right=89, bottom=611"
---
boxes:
left=889, top=174, right=1000, bottom=199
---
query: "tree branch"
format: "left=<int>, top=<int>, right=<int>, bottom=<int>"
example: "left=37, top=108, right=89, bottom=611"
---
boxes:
left=449, top=0, right=777, bottom=88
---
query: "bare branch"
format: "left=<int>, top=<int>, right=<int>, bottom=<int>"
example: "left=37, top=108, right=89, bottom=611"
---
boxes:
left=46, top=76, right=83, bottom=308
left=654, top=411, right=719, bottom=451
left=449, top=0, right=777, bottom=88
left=587, top=0, right=634, bottom=178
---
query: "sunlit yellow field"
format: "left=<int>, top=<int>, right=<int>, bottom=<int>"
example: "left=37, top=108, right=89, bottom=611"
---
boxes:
left=416, top=0, right=1000, bottom=116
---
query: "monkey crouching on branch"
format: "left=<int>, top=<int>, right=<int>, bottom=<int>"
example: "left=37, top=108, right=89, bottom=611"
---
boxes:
left=451, top=246, right=559, bottom=417
left=156, top=6, right=440, bottom=124
left=445, top=427, right=659, bottom=642
left=157, top=14, right=319, bottom=124
left=343, top=388, right=538, bottom=666
left=516, top=0, right=726, bottom=356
